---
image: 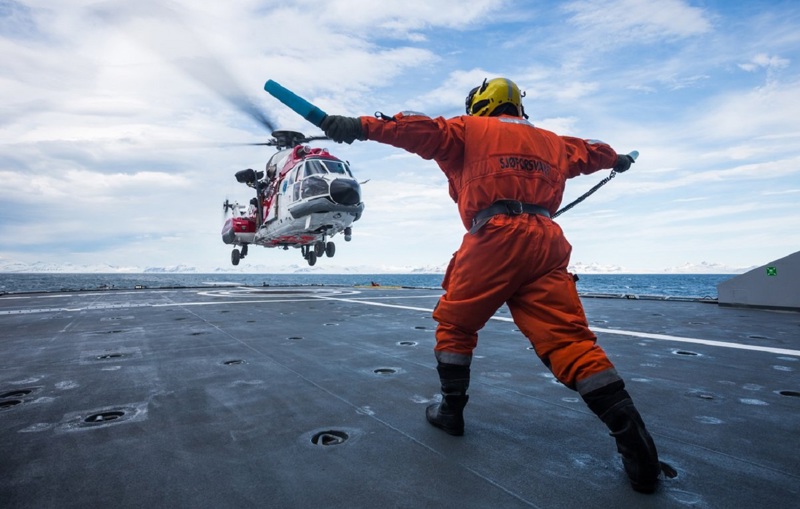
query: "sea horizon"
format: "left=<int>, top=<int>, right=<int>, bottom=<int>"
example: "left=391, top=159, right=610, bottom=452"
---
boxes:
left=0, top=272, right=735, bottom=299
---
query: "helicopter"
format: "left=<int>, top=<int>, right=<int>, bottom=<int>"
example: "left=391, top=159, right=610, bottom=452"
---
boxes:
left=221, top=129, right=364, bottom=266
left=86, top=11, right=364, bottom=268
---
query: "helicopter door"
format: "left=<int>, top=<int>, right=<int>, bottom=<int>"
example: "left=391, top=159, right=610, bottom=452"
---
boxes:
left=292, top=165, right=303, bottom=202
left=265, top=192, right=278, bottom=222
left=273, top=169, right=295, bottom=221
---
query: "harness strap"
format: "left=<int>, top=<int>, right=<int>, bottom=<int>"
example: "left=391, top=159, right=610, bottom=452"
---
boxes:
left=553, top=170, right=617, bottom=219
left=469, top=200, right=550, bottom=234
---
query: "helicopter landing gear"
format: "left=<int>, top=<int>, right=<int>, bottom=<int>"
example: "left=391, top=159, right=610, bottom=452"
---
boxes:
left=314, top=241, right=325, bottom=258
left=325, top=241, right=335, bottom=258
left=231, top=244, right=248, bottom=266
left=344, top=227, right=352, bottom=242
left=301, top=245, right=317, bottom=266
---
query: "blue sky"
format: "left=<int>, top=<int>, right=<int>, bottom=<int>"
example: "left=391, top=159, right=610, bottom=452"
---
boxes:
left=1, top=0, right=798, bottom=273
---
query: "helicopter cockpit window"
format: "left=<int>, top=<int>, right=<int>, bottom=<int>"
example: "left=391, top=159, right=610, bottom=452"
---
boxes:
left=301, top=176, right=329, bottom=199
left=304, top=159, right=353, bottom=177
left=303, top=160, right=328, bottom=177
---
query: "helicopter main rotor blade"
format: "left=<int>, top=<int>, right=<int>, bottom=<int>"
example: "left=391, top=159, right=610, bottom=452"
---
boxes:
left=92, top=2, right=277, bottom=133
left=217, top=142, right=275, bottom=147
left=180, top=57, right=277, bottom=132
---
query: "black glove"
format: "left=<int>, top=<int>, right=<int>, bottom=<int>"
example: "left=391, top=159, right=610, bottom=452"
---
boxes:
left=321, top=115, right=364, bottom=144
left=613, top=154, right=635, bottom=173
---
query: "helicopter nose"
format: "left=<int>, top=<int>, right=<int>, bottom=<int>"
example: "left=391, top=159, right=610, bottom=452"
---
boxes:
left=330, top=179, right=361, bottom=205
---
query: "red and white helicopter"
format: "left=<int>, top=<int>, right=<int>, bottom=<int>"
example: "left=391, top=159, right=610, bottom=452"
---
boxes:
left=102, top=22, right=366, bottom=268
left=221, top=130, right=364, bottom=266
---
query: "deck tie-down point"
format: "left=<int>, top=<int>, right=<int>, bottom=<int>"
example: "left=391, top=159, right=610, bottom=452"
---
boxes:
left=84, top=411, right=126, bottom=424
left=311, top=430, right=349, bottom=446
left=1, top=399, right=23, bottom=410
left=96, top=353, right=126, bottom=360
left=673, top=350, right=700, bottom=356
left=1, top=389, right=34, bottom=399
left=1, top=388, right=40, bottom=410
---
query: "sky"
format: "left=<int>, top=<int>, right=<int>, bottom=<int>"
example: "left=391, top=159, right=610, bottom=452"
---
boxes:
left=1, top=0, right=798, bottom=273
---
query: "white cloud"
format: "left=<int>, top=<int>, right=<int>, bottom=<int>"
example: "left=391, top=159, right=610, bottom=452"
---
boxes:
left=563, top=0, right=712, bottom=39
left=1, top=0, right=799, bottom=273
left=308, top=0, right=504, bottom=34
left=692, top=80, right=800, bottom=144
left=761, top=189, right=800, bottom=196
left=0, top=168, right=189, bottom=203
left=739, top=53, right=791, bottom=72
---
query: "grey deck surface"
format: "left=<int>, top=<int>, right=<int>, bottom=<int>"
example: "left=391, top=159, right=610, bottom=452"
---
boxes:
left=1, top=286, right=798, bottom=508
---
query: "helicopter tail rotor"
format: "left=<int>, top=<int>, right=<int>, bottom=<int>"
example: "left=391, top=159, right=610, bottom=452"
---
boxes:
left=223, top=198, right=236, bottom=216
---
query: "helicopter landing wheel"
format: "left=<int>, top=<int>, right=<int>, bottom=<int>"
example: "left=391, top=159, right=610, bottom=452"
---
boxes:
left=314, top=241, right=325, bottom=257
left=325, top=241, right=335, bottom=258
left=231, top=249, right=241, bottom=266
left=241, top=244, right=248, bottom=258
left=306, top=251, right=317, bottom=266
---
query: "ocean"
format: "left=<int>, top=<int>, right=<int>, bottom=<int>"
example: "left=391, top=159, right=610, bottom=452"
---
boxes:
left=0, top=273, right=734, bottom=299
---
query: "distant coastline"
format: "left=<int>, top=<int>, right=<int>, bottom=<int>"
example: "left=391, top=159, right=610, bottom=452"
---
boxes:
left=0, top=273, right=735, bottom=299
left=0, top=263, right=754, bottom=276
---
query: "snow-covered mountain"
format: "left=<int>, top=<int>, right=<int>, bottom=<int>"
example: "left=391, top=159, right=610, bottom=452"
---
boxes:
left=567, top=261, right=625, bottom=273
left=660, top=261, right=757, bottom=274
left=0, top=257, right=447, bottom=274
left=0, top=257, right=753, bottom=274
left=0, top=260, right=144, bottom=273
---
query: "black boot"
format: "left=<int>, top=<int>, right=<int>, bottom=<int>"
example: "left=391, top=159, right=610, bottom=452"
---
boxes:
left=584, top=383, right=661, bottom=494
left=601, top=400, right=661, bottom=493
left=426, top=363, right=470, bottom=436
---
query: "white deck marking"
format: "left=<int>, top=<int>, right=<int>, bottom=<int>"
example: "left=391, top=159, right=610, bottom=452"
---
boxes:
left=316, top=295, right=800, bottom=357
left=3, top=291, right=797, bottom=357
left=495, top=318, right=800, bottom=357
left=0, top=298, right=336, bottom=315
left=312, top=295, right=434, bottom=313
left=590, top=326, right=800, bottom=356
left=0, top=288, right=360, bottom=315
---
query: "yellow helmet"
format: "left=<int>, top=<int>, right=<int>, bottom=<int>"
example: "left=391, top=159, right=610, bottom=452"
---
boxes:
left=465, top=78, right=526, bottom=117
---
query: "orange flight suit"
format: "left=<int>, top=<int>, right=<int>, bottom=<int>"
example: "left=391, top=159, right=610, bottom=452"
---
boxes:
left=361, top=113, right=622, bottom=395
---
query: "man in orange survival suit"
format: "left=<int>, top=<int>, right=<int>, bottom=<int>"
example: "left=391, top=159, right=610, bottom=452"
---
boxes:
left=321, top=77, right=664, bottom=493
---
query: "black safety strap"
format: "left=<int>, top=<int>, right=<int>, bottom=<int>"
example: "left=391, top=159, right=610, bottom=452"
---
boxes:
left=553, top=170, right=617, bottom=219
